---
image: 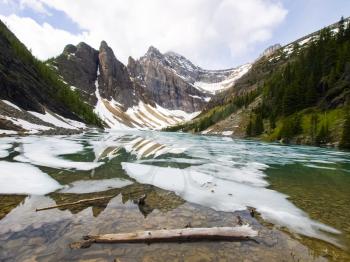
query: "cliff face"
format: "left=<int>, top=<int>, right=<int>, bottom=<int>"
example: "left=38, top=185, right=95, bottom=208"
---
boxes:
left=98, top=41, right=136, bottom=108
left=51, top=42, right=250, bottom=129
left=127, top=47, right=208, bottom=112
left=53, top=42, right=99, bottom=105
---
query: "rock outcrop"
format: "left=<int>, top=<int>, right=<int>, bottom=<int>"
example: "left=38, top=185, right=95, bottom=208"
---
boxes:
left=127, top=46, right=208, bottom=112
left=98, top=41, right=136, bottom=108
left=52, top=42, right=99, bottom=105
left=51, top=42, right=250, bottom=128
left=259, top=44, right=281, bottom=58
left=53, top=42, right=249, bottom=115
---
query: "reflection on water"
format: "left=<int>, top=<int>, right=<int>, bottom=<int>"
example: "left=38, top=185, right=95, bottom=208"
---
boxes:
left=0, top=191, right=330, bottom=262
left=0, top=130, right=349, bottom=260
left=48, top=183, right=185, bottom=218
left=267, top=163, right=350, bottom=261
left=0, top=195, right=26, bottom=220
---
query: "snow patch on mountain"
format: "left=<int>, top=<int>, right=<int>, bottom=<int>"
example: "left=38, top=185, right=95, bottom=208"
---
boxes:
left=2, top=100, right=22, bottom=111
left=28, top=111, right=85, bottom=130
left=194, top=64, right=252, bottom=94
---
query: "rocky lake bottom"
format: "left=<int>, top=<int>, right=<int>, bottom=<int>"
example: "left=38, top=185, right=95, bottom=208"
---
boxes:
left=0, top=130, right=349, bottom=261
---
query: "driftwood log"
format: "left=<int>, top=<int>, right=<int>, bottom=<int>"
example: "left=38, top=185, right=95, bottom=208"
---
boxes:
left=35, top=196, right=114, bottom=212
left=70, top=226, right=258, bottom=249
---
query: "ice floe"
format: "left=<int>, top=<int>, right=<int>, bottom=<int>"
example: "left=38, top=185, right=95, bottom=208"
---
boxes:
left=0, top=161, right=61, bottom=195
left=14, top=136, right=102, bottom=170
left=0, top=143, right=12, bottom=158
left=122, top=162, right=341, bottom=245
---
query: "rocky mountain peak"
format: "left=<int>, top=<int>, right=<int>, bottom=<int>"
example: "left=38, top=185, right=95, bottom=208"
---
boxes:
left=98, top=41, right=135, bottom=108
left=63, top=44, right=77, bottom=54
left=53, top=42, right=99, bottom=105
left=260, top=44, right=281, bottom=58
left=145, top=46, right=164, bottom=60
left=99, top=40, right=109, bottom=50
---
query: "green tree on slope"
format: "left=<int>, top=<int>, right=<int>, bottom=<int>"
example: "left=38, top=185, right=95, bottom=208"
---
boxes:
left=340, top=109, right=350, bottom=149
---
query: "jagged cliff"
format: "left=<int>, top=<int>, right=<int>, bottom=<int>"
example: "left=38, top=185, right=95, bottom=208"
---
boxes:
left=127, top=46, right=208, bottom=112
left=0, top=17, right=253, bottom=133
left=49, top=42, right=250, bottom=129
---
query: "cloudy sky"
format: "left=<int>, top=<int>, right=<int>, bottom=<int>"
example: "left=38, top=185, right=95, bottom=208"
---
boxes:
left=0, top=0, right=349, bottom=69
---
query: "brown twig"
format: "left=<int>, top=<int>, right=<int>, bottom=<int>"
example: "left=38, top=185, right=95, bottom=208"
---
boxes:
left=35, top=195, right=115, bottom=212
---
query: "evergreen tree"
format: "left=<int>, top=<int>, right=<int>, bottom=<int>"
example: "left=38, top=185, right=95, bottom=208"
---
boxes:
left=254, top=113, right=264, bottom=135
left=279, top=115, right=302, bottom=140
left=316, top=122, right=330, bottom=145
left=310, top=113, right=319, bottom=142
left=269, top=115, right=276, bottom=130
left=340, top=109, right=350, bottom=149
left=338, top=16, right=345, bottom=42
left=246, top=114, right=253, bottom=137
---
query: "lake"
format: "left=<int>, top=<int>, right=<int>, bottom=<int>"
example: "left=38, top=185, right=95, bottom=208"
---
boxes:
left=0, top=130, right=349, bottom=261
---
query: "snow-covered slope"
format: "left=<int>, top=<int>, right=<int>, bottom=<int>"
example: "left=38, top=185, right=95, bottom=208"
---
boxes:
left=162, top=51, right=251, bottom=95
left=46, top=43, right=253, bottom=131
left=94, top=82, right=199, bottom=130
left=0, top=100, right=86, bottom=135
left=194, top=64, right=252, bottom=94
left=265, top=17, right=350, bottom=62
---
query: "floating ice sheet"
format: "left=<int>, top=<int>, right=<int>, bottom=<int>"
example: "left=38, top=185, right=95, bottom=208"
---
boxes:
left=14, top=136, right=102, bottom=170
left=0, top=144, right=12, bottom=158
left=0, top=161, right=61, bottom=195
left=122, top=162, right=341, bottom=246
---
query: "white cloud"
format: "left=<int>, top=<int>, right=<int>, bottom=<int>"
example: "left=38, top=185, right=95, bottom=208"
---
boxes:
left=2, top=0, right=287, bottom=68
left=0, top=14, right=89, bottom=60
left=20, top=0, right=51, bottom=15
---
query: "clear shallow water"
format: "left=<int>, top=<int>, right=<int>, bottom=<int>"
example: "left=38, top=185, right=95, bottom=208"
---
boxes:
left=0, top=130, right=350, bottom=260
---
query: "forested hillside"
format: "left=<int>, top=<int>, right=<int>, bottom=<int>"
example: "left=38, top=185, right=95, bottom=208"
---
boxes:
left=166, top=17, right=350, bottom=149
left=0, top=20, right=102, bottom=127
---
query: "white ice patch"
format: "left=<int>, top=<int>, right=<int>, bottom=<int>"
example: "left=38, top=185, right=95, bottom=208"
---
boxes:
left=0, top=161, right=61, bottom=195
left=122, top=162, right=341, bottom=246
left=14, top=136, right=102, bottom=170
left=59, top=178, right=133, bottom=194
left=0, top=144, right=12, bottom=158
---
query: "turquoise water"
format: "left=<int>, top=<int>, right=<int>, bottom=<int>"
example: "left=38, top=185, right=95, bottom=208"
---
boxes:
left=0, top=130, right=349, bottom=260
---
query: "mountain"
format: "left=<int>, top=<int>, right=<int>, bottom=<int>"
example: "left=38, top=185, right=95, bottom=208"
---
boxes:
left=0, top=16, right=254, bottom=133
left=167, top=17, right=350, bottom=148
left=49, top=42, right=251, bottom=130
left=0, top=20, right=101, bottom=135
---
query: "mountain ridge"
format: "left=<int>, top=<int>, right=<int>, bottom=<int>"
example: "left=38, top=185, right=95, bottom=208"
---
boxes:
left=46, top=39, right=251, bottom=130
left=166, top=16, right=350, bottom=149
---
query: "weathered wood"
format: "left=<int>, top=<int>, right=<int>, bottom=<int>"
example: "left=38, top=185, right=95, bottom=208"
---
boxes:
left=70, top=226, right=258, bottom=249
left=35, top=196, right=114, bottom=212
